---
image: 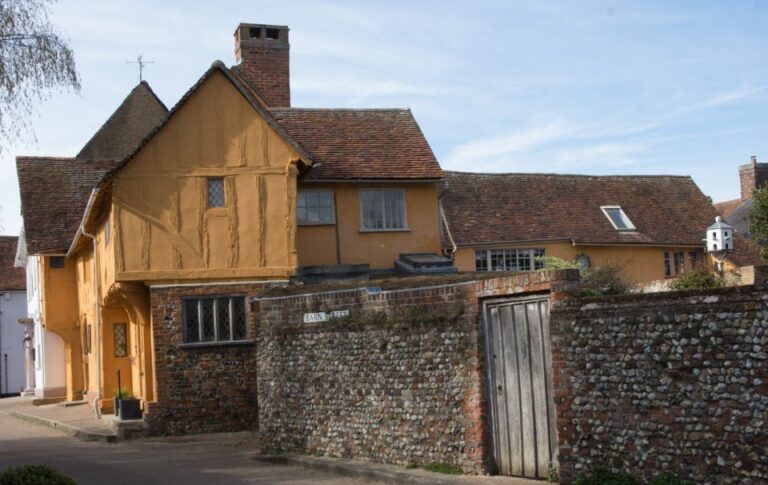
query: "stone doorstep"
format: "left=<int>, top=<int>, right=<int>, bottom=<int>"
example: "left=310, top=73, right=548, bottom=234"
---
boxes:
left=32, top=397, right=66, bottom=406
left=253, top=454, right=541, bottom=485
left=9, top=410, right=117, bottom=443
left=101, top=414, right=149, bottom=440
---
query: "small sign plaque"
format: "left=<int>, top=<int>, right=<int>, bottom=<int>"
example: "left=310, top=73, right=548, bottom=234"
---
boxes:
left=303, top=310, right=350, bottom=323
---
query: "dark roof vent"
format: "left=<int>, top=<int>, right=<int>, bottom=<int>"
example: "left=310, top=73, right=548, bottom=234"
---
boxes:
left=395, top=253, right=457, bottom=275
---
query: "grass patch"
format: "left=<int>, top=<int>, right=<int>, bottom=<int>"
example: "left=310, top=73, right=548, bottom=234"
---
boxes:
left=423, top=463, right=462, bottom=475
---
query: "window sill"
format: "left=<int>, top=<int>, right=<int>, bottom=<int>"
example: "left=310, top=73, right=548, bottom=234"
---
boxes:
left=358, top=228, right=411, bottom=233
left=180, top=339, right=254, bottom=349
left=298, top=222, right=336, bottom=227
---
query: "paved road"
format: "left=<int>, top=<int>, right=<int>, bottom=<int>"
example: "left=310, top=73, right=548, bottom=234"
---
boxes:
left=0, top=400, right=378, bottom=485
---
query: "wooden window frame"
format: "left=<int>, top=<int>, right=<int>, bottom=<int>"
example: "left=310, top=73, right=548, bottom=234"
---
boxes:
left=474, top=248, right=546, bottom=272
left=359, top=188, right=409, bottom=232
left=297, top=189, right=336, bottom=225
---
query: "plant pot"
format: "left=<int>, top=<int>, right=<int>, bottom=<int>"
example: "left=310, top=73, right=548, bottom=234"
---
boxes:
left=116, top=398, right=142, bottom=420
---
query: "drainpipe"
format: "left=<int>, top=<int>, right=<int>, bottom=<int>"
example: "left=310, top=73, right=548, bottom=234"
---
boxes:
left=71, top=189, right=102, bottom=418
left=439, top=202, right=458, bottom=259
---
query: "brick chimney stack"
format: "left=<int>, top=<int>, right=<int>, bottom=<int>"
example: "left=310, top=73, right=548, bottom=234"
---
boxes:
left=234, top=23, right=290, bottom=107
left=739, top=155, right=768, bottom=201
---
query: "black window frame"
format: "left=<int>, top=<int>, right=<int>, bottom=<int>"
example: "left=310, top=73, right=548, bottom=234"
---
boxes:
left=182, top=295, right=248, bottom=345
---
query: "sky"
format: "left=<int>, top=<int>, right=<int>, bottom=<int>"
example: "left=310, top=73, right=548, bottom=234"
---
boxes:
left=2, top=0, right=768, bottom=235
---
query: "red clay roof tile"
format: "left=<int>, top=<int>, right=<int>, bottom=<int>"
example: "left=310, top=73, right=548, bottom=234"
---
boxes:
left=441, top=171, right=721, bottom=247
left=269, top=108, right=443, bottom=181
left=0, top=236, right=25, bottom=291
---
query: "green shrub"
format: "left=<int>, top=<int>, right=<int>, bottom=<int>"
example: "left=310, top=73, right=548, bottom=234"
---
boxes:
left=422, top=463, right=462, bottom=475
left=668, top=266, right=739, bottom=290
left=573, top=469, right=637, bottom=485
left=0, top=465, right=76, bottom=485
left=651, top=473, right=694, bottom=485
left=539, top=256, right=628, bottom=296
left=114, top=388, right=133, bottom=399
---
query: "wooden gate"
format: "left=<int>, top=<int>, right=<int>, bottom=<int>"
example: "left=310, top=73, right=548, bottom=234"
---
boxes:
left=483, top=296, right=557, bottom=478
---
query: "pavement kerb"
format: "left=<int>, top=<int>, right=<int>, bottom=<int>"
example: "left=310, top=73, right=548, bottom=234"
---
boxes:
left=9, top=410, right=117, bottom=444
left=253, top=454, right=538, bottom=485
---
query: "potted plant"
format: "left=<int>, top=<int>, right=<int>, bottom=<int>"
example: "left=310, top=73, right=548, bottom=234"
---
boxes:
left=114, top=388, right=142, bottom=420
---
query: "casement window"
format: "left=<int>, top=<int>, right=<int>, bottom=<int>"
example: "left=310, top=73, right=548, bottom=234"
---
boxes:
left=664, top=251, right=686, bottom=278
left=114, top=323, right=127, bottom=358
left=50, top=256, right=65, bottom=269
left=183, top=296, right=247, bottom=344
left=207, top=177, right=225, bottom=208
left=360, top=189, right=407, bottom=231
left=475, top=249, right=545, bottom=272
left=600, top=206, right=636, bottom=231
left=297, top=190, right=335, bottom=225
left=105, top=214, right=111, bottom=245
left=688, top=251, right=700, bottom=268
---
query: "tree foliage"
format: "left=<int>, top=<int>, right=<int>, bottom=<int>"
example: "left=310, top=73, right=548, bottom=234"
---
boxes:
left=748, top=185, right=768, bottom=259
left=0, top=0, right=79, bottom=148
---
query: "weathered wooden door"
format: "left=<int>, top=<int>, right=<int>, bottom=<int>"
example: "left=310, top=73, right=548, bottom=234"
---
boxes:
left=483, top=296, right=557, bottom=478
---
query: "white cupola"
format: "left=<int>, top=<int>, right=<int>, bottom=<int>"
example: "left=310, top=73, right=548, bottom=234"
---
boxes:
left=706, top=216, right=733, bottom=253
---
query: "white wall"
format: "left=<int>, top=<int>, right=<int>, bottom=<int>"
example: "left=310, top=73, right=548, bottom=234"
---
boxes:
left=26, top=256, right=67, bottom=397
left=0, top=291, right=27, bottom=394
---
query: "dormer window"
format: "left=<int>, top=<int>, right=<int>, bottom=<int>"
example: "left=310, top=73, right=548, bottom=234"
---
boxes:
left=600, top=206, right=636, bottom=231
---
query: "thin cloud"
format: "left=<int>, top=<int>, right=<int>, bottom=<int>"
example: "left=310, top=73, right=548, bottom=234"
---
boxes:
left=444, top=121, right=582, bottom=167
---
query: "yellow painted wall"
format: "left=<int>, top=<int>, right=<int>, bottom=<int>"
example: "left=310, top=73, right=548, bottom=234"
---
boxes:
left=112, top=71, right=300, bottom=283
left=454, top=242, right=706, bottom=285
left=296, top=183, right=442, bottom=269
left=40, top=255, right=83, bottom=400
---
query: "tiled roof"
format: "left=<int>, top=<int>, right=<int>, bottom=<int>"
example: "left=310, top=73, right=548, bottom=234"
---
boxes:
left=714, top=198, right=741, bottom=220
left=77, top=81, right=168, bottom=160
left=0, top=236, right=25, bottom=291
left=269, top=108, right=443, bottom=181
left=17, top=157, right=118, bottom=254
left=729, top=233, right=764, bottom=267
left=441, top=171, right=720, bottom=247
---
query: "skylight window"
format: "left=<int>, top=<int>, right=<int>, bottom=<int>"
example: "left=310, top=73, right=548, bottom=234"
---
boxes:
left=600, top=206, right=636, bottom=231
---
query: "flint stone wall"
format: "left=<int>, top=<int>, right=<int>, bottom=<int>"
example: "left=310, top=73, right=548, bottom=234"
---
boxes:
left=551, top=285, right=768, bottom=484
left=253, top=270, right=579, bottom=473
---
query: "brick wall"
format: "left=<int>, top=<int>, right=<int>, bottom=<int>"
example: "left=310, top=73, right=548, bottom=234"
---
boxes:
left=739, top=159, right=768, bottom=201
left=551, top=285, right=768, bottom=484
left=145, top=283, right=268, bottom=435
left=253, top=270, right=578, bottom=473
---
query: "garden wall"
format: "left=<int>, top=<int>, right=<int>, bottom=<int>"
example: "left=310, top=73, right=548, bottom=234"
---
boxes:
left=253, top=270, right=578, bottom=473
left=551, top=285, right=768, bottom=484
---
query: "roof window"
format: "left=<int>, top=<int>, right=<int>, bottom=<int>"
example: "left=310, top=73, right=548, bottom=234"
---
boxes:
left=600, top=206, right=636, bottom=231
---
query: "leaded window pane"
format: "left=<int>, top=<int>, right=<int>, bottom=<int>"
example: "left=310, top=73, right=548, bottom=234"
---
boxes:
left=184, top=300, right=199, bottom=342
left=114, top=323, right=127, bottom=358
left=232, top=297, right=247, bottom=340
left=207, top=178, right=225, bottom=208
left=216, top=298, right=231, bottom=341
left=201, top=299, right=215, bottom=342
left=183, top=296, right=247, bottom=344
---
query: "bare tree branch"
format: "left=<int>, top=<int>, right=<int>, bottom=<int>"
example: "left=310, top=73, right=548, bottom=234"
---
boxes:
left=0, top=0, right=80, bottom=151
